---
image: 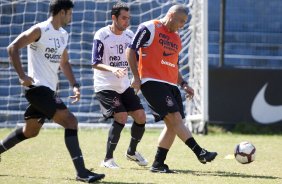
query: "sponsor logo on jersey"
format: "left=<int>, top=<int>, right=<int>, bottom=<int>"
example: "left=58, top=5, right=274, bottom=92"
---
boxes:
left=158, top=33, right=178, bottom=52
left=110, top=61, right=128, bottom=67
left=163, top=51, right=174, bottom=57
left=96, top=56, right=102, bottom=61
left=159, top=39, right=178, bottom=50
left=109, top=56, right=121, bottom=61
left=136, top=29, right=147, bottom=49
left=161, top=59, right=176, bottom=68
left=45, top=47, right=61, bottom=63
left=97, top=43, right=103, bottom=52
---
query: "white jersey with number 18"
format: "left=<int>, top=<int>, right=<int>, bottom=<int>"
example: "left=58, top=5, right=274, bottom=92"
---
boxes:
left=92, top=26, right=134, bottom=94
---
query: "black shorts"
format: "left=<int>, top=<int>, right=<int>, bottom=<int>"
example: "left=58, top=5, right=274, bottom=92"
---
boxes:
left=96, top=87, right=144, bottom=119
left=24, top=86, right=67, bottom=122
left=141, top=81, right=185, bottom=122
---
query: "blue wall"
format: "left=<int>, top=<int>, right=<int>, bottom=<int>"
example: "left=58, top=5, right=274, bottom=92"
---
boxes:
left=0, top=0, right=281, bottom=124
left=208, top=0, right=282, bottom=68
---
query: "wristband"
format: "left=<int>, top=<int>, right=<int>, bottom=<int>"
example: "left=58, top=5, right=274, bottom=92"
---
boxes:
left=73, top=83, right=80, bottom=89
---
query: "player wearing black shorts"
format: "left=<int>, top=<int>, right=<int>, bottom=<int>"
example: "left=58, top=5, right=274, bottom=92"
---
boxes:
left=0, top=0, right=104, bottom=182
left=24, top=86, right=67, bottom=121
left=96, top=88, right=143, bottom=119
left=127, top=5, right=217, bottom=173
left=140, top=81, right=185, bottom=121
left=92, top=2, right=147, bottom=169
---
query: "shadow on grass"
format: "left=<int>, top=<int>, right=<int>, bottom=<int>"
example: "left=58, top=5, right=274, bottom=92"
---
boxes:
left=99, top=182, right=154, bottom=184
left=0, top=174, right=53, bottom=180
left=173, top=169, right=281, bottom=180
left=128, top=166, right=150, bottom=170
left=0, top=174, right=155, bottom=184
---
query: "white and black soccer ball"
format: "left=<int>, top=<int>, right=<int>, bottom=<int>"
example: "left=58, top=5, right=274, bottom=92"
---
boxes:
left=234, top=141, right=256, bottom=164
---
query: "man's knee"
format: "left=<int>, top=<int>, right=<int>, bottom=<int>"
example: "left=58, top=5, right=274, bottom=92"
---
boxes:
left=131, top=110, right=146, bottom=124
left=165, top=112, right=182, bottom=123
left=54, top=110, right=78, bottom=129
left=23, top=129, right=40, bottom=138
left=23, top=119, right=42, bottom=138
left=64, top=112, right=78, bottom=129
left=113, top=112, right=128, bottom=124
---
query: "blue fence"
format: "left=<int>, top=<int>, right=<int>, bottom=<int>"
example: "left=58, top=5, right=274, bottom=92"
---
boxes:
left=0, top=0, right=281, bottom=124
left=208, top=0, right=282, bottom=68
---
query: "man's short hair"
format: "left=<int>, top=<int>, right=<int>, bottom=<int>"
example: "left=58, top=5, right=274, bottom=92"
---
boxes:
left=111, top=1, right=129, bottom=18
left=168, top=4, right=188, bottom=16
left=49, top=0, right=74, bottom=16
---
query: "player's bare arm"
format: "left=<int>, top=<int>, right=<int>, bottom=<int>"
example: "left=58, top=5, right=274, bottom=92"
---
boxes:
left=178, top=71, right=194, bottom=99
left=60, top=49, right=80, bottom=103
left=92, top=63, right=127, bottom=78
left=126, top=48, right=141, bottom=93
left=7, top=27, right=41, bottom=87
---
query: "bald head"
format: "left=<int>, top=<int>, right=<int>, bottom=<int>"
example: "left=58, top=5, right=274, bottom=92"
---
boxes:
left=161, top=4, right=188, bottom=32
left=168, top=5, right=188, bottom=16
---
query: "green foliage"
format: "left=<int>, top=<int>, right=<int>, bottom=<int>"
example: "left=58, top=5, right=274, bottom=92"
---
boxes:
left=207, top=123, right=282, bottom=135
left=232, top=122, right=282, bottom=135
left=207, top=124, right=229, bottom=134
left=0, top=128, right=281, bottom=184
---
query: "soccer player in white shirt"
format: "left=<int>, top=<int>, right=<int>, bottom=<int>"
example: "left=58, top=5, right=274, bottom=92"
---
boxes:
left=1, top=0, right=104, bottom=182
left=92, top=2, right=148, bottom=169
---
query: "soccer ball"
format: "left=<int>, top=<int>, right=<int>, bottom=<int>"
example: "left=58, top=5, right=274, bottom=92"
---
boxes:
left=234, top=141, right=256, bottom=164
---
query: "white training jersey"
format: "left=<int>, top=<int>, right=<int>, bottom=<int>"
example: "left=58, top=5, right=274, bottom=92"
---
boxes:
left=27, top=18, right=69, bottom=91
left=91, top=25, right=133, bottom=93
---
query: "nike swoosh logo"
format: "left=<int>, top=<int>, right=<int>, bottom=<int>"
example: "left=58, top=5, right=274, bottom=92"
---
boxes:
left=163, top=51, right=174, bottom=56
left=251, top=83, right=282, bottom=124
left=199, top=149, right=206, bottom=156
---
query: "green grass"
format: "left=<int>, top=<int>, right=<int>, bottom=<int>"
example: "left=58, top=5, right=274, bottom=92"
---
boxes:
left=0, top=128, right=281, bottom=184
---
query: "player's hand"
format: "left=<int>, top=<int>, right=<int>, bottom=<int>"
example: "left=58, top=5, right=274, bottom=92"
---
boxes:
left=19, top=75, right=34, bottom=87
left=183, top=84, right=194, bottom=100
left=70, top=86, right=80, bottom=104
left=130, top=76, right=141, bottom=94
left=112, top=67, right=127, bottom=78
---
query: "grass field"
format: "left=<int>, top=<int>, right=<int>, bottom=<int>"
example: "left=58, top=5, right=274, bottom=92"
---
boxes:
left=0, top=128, right=281, bottom=184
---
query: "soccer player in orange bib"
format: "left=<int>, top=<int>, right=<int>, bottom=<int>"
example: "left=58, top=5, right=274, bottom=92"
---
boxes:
left=127, top=4, right=217, bottom=173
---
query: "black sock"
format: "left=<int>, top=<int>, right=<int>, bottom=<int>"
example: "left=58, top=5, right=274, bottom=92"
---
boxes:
left=185, top=137, right=203, bottom=157
left=105, top=121, right=124, bottom=160
left=127, top=121, right=145, bottom=155
left=64, top=129, right=85, bottom=175
left=152, top=147, right=169, bottom=167
left=0, top=127, right=27, bottom=154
